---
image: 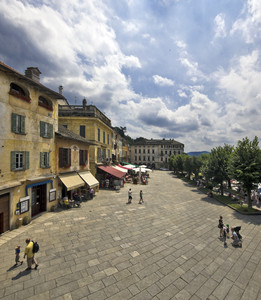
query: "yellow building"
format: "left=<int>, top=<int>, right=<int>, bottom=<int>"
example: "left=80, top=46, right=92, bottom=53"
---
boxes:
left=0, top=62, right=67, bottom=232
left=58, top=99, right=114, bottom=177
left=55, top=124, right=98, bottom=199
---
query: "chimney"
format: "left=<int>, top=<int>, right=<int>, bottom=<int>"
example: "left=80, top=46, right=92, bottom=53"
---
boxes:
left=82, top=98, right=87, bottom=110
left=25, top=67, right=41, bottom=83
left=59, top=85, right=63, bottom=95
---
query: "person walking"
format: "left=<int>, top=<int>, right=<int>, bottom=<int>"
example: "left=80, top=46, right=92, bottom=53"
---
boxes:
left=139, top=190, right=144, bottom=204
left=15, top=245, right=23, bottom=266
left=127, top=188, right=132, bottom=204
left=24, top=238, right=38, bottom=270
left=218, top=216, right=224, bottom=237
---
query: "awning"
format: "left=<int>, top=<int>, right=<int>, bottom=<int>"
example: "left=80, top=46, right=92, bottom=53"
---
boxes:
left=98, top=166, right=125, bottom=179
left=113, top=166, right=128, bottom=173
left=58, top=172, right=85, bottom=191
left=78, top=171, right=99, bottom=188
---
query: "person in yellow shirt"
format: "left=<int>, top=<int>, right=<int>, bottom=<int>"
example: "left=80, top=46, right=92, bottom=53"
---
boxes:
left=24, top=238, right=38, bottom=270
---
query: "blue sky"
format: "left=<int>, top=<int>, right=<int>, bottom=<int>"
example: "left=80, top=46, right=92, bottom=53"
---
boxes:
left=1, top=0, right=261, bottom=152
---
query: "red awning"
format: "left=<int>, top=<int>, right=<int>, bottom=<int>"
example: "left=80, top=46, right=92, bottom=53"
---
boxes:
left=98, top=166, right=125, bottom=179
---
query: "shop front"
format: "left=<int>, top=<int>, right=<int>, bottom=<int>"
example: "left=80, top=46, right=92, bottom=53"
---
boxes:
left=97, top=165, right=126, bottom=189
left=78, top=171, right=99, bottom=199
left=58, top=172, right=85, bottom=199
left=0, top=193, right=10, bottom=234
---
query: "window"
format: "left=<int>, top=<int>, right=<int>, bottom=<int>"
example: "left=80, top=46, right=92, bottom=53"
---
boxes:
left=148, top=157, right=150, bottom=161
left=63, top=124, right=68, bottom=128
left=40, top=152, right=50, bottom=168
left=148, top=149, right=150, bottom=154
left=11, top=151, right=29, bottom=171
left=40, top=121, right=53, bottom=138
left=169, top=151, right=171, bottom=155
left=165, top=151, right=167, bottom=154
left=97, top=148, right=102, bottom=162
left=103, top=149, right=106, bottom=159
left=107, top=134, right=109, bottom=144
left=161, top=157, right=163, bottom=161
left=152, top=149, right=155, bottom=154
left=135, top=149, right=137, bottom=154
left=38, top=96, right=53, bottom=111
left=79, top=150, right=88, bottom=165
left=9, top=83, right=31, bottom=103
left=161, top=151, right=163, bottom=155
left=80, top=125, right=85, bottom=138
left=152, top=156, right=154, bottom=161
left=135, top=156, right=137, bottom=161
left=139, top=149, right=141, bottom=154
left=59, top=148, right=71, bottom=167
left=98, top=128, right=100, bottom=141
left=139, top=156, right=141, bottom=160
left=143, top=156, right=146, bottom=161
left=103, top=131, right=106, bottom=143
left=108, top=150, right=110, bottom=159
left=11, top=113, right=25, bottom=134
left=143, top=149, right=145, bottom=154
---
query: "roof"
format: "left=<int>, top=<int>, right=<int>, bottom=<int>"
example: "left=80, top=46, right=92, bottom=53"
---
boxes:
left=133, top=138, right=184, bottom=146
left=56, top=124, right=97, bottom=145
left=0, top=61, right=66, bottom=100
left=98, top=165, right=126, bottom=179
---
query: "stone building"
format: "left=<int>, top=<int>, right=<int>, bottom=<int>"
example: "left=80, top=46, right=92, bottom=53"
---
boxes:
left=58, top=99, right=114, bottom=177
left=0, top=62, right=66, bottom=232
left=130, top=138, right=184, bottom=169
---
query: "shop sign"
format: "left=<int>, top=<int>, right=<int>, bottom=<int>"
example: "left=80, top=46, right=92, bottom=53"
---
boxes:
left=49, top=188, right=56, bottom=202
left=20, top=196, right=29, bottom=214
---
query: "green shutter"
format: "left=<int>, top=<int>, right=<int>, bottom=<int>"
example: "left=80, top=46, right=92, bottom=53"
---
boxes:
left=47, top=152, right=50, bottom=167
left=21, top=116, right=25, bottom=134
left=59, top=148, right=64, bottom=167
left=40, top=121, right=44, bottom=137
left=11, top=113, right=17, bottom=133
left=49, top=124, right=53, bottom=138
left=11, top=151, right=16, bottom=171
left=40, top=152, right=44, bottom=168
left=25, top=151, right=30, bottom=170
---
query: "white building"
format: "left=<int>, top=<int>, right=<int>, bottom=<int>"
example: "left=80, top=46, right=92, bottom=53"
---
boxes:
left=130, top=138, right=184, bottom=169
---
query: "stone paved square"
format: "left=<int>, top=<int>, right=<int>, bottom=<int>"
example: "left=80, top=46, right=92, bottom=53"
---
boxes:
left=0, top=171, right=261, bottom=299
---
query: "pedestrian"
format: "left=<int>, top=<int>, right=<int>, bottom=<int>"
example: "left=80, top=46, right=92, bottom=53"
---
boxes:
left=222, top=224, right=227, bottom=246
left=24, top=238, right=38, bottom=270
left=218, top=216, right=224, bottom=237
left=231, top=227, right=242, bottom=247
left=15, top=245, right=23, bottom=266
left=90, top=188, right=94, bottom=199
left=139, top=190, right=144, bottom=204
left=127, top=188, right=132, bottom=204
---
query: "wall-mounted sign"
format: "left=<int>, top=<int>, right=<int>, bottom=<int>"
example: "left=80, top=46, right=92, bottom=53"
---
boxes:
left=20, top=196, right=29, bottom=214
left=49, top=188, right=56, bottom=202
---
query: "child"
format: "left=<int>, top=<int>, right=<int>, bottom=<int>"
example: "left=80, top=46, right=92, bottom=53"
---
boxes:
left=139, top=190, right=144, bottom=204
left=15, top=246, right=23, bottom=266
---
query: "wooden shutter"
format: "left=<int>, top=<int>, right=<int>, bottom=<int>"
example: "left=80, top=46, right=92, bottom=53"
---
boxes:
left=11, top=113, right=17, bottom=133
left=40, top=121, right=44, bottom=137
left=25, top=151, right=30, bottom=169
left=47, top=152, right=50, bottom=167
left=59, top=148, right=64, bottom=167
left=11, top=151, right=16, bottom=171
left=85, top=150, right=88, bottom=164
left=49, top=124, right=53, bottom=138
left=40, top=152, right=44, bottom=168
left=21, top=116, right=25, bottom=134
left=68, top=149, right=71, bottom=166
left=79, top=150, right=83, bottom=165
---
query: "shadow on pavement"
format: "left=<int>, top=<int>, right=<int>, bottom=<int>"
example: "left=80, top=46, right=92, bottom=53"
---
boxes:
left=12, top=269, right=32, bottom=280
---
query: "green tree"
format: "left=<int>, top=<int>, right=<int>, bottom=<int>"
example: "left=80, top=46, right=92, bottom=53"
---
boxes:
left=202, top=145, right=233, bottom=195
left=229, top=136, right=261, bottom=208
left=184, top=156, right=193, bottom=179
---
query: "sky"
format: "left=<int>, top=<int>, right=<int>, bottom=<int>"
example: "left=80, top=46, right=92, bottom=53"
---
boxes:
left=1, top=0, right=261, bottom=152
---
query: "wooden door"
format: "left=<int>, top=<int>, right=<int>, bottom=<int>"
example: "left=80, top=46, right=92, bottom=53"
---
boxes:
left=0, top=194, right=10, bottom=234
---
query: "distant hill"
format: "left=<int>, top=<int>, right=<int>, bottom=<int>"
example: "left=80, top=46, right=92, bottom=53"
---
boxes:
left=187, top=151, right=209, bottom=156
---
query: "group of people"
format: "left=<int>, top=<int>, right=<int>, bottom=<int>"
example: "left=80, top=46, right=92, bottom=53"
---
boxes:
left=15, top=238, right=38, bottom=270
left=218, top=216, right=242, bottom=247
left=127, top=188, right=144, bottom=204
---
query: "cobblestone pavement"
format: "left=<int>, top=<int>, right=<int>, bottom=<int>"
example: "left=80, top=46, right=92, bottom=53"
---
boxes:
left=1, top=171, right=261, bottom=300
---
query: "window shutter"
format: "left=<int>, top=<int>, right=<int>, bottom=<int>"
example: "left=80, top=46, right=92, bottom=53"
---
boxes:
left=47, top=152, right=50, bottom=167
left=49, top=124, right=53, bottom=138
left=11, top=113, right=17, bottom=133
left=85, top=150, right=88, bottom=164
left=40, top=121, right=44, bottom=137
left=79, top=150, right=83, bottom=165
left=40, top=152, right=44, bottom=168
left=11, top=151, right=16, bottom=171
left=68, top=149, right=71, bottom=166
left=25, top=151, right=30, bottom=169
left=21, top=116, right=25, bottom=134
left=59, top=148, right=64, bottom=167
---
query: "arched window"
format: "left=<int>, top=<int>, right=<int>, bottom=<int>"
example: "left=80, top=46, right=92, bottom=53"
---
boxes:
left=9, top=83, right=31, bottom=102
left=38, top=96, right=53, bottom=111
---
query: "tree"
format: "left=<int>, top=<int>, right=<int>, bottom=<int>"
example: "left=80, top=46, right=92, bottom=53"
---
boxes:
left=229, top=136, right=261, bottom=208
left=202, top=145, right=233, bottom=195
left=184, top=156, right=193, bottom=179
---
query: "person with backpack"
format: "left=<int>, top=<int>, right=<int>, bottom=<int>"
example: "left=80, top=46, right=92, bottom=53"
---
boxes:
left=24, top=238, right=39, bottom=270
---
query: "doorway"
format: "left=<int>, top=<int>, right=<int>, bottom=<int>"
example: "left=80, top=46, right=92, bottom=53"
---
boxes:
left=31, top=184, right=46, bottom=217
left=0, top=194, right=10, bottom=234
